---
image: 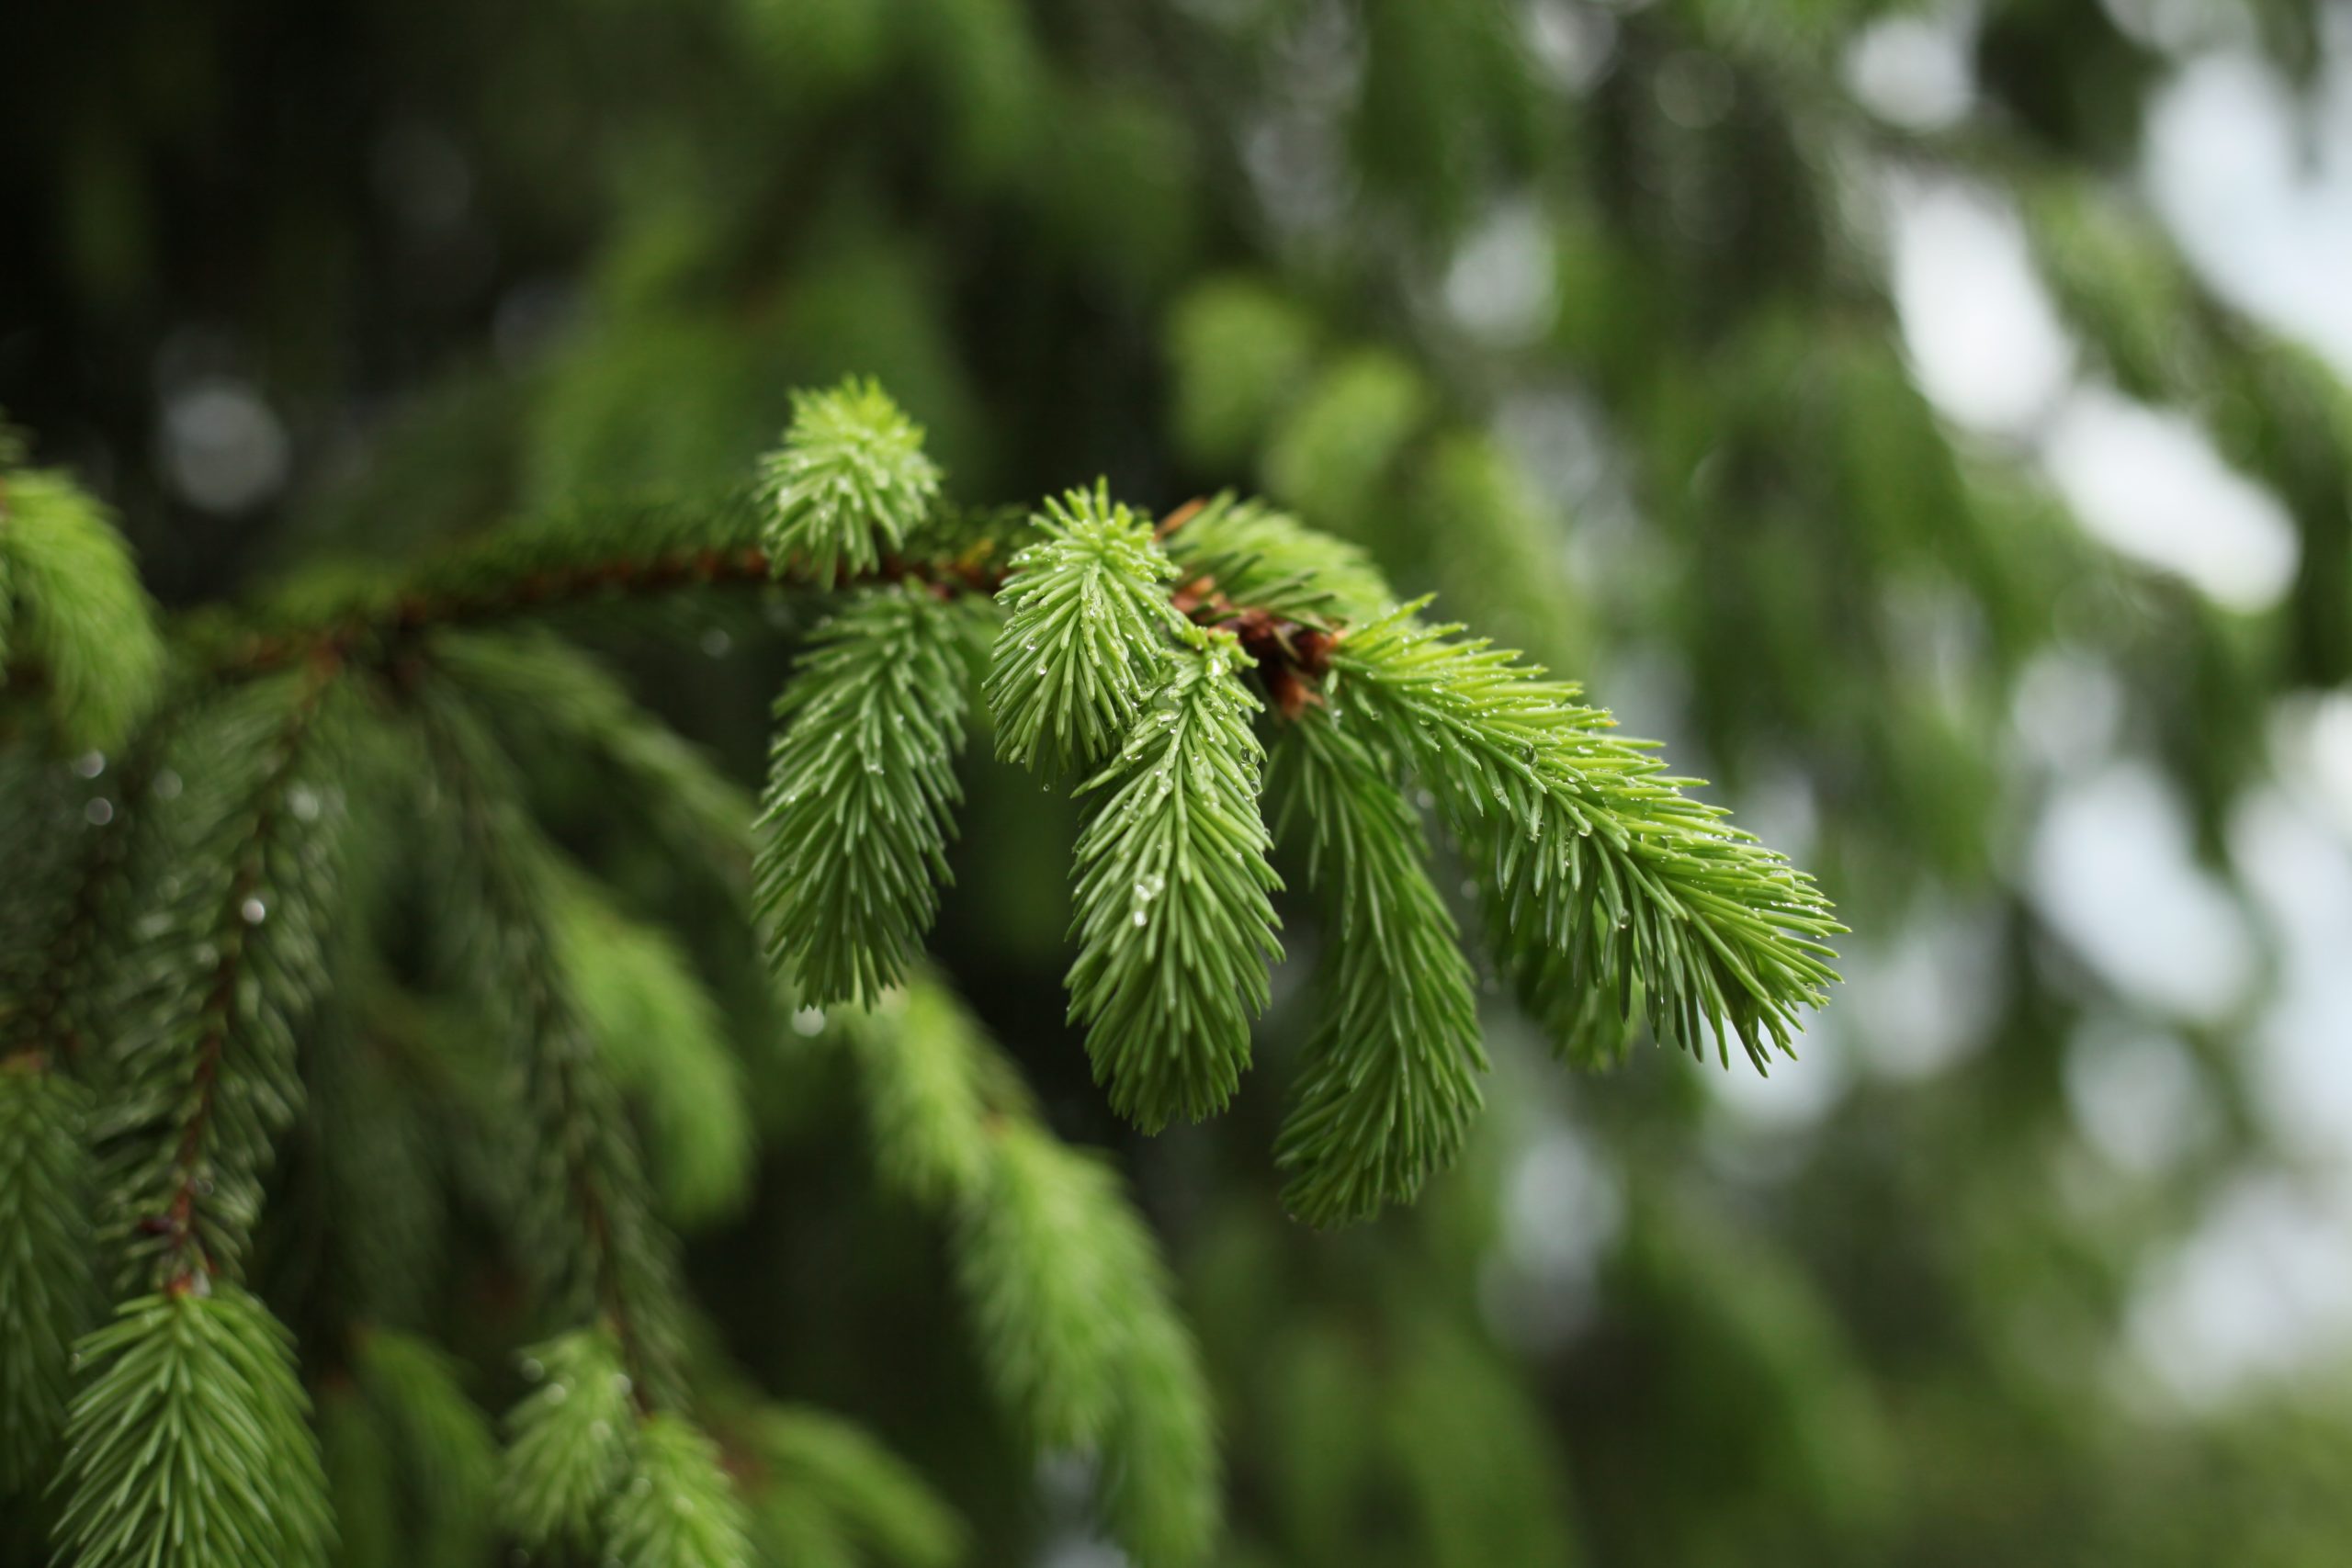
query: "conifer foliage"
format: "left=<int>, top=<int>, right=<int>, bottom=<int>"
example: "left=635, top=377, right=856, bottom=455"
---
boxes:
left=1065, top=625, right=1283, bottom=1130
left=762, top=379, right=945, bottom=588
left=1270, top=707, right=1485, bottom=1225
left=985, top=484, right=1183, bottom=776
left=758, top=585, right=985, bottom=1007
left=0, top=378, right=1837, bottom=1566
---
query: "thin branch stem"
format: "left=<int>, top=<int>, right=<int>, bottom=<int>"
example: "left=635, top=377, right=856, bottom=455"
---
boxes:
left=200, top=509, right=1340, bottom=714
left=161, top=653, right=341, bottom=1294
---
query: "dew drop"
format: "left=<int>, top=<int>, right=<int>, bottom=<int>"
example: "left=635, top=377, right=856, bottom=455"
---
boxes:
left=520, top=1358, right=545, bottom=1382
left=792, top=1007, right=827, bottom=1036
left=154, top=769, right=183, bottom=800
left=1132, top=909, right=1148, bottom=927
left=288, top=785, right=320, bottom=823
left=72, top=750, right=106, bottom=779
left=701, top=627, right=734, bottom=658
left=240, top=897, right=266, bottom=925
left=545, top=1382, right=569, bottom=1405
left=85, top=797, right=114, bottom=826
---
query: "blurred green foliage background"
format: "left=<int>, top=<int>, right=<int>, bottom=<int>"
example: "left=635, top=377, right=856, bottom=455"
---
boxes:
left=9, top=0, right=2352, bottom=1562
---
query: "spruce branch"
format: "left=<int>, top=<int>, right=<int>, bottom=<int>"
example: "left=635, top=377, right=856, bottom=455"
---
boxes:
left=414, top=686, right=691, bottom=1407
left=0, top=356, right=1863, bottom=1566
left=1331, top=606, right=1842, bottom=1069
left=762, top=378, right=946, bottom=587
left=55, top=1284, right=333, bottom=1568
left=839, top=978, right=1032, bottom=1209
left=986, top=483, right=1185, bottom=775
left=0, top=728, right=167, bottom=1070
left=1100, top=1301, right=1220, bottom=1568
left=0, top=465, right=165, bottom=752
left=756, top=585, right=985, bottom=1008
left=334, top=485, right=1829, bottom=1096
left=840, top=981, right=1219, bottom=1566
left=956, top=1122, right=1219, bottom=1566
left=96, top=666, right=350, bottom=1295
left=0, top=748, right=94, bottom=1054
left=1, top=706, right=184, bottom=1496
left=0, top=1056, right=92, bottom=1491
left=605, top=1412, right=758, bottom=1568
left=558, top=876, right=755, bottom=1227
left=435, top=629, right=755, bottom=887
left=1269, top=707, right=1486, bottom=1226
left=503, top=1330, right=753, bottom=1568
left=956, top=1120, right=1138, bottom=1449
left=499, top=1326, right=639, bottom=1546
left=1066, top=625, right=1283, bottom=1131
